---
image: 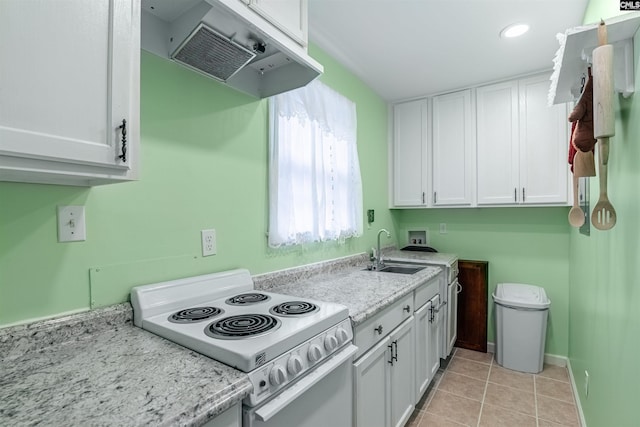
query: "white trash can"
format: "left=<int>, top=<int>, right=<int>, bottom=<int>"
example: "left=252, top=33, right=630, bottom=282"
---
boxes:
left=493, top=283, right=551, bottom=373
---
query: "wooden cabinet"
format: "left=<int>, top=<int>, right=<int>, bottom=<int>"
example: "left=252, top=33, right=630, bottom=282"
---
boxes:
left=476, top=73, right=569, bottom=205
left=353, top=296, right=415, bottom=427
left=0, top=0, right=140, bottom=186
left=432, top=89, right=475, bottom=206
left=455, top=260, right=489, bottom=352
left=248, top=0, right=308, bottom=46
left=392, top=99, right=428, bottom=207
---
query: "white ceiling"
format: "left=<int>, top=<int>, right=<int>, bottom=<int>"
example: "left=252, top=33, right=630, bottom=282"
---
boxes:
left=308, top=0, right=590, bottom=102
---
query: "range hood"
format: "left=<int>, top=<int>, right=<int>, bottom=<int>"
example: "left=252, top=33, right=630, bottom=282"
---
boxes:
left=141, top=0, right=323, bottom=98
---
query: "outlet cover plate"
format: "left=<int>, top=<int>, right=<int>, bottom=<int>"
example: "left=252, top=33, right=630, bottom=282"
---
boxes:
left=201, top=229, right=216, bottom=256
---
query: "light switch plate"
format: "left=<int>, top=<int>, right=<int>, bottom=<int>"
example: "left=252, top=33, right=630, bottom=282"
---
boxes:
left=57, top=206, right=86, bottom=242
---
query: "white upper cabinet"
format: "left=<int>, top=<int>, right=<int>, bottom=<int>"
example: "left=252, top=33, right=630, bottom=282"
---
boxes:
left=477, top=73, right=568, bottom=205
left=432, top=90, right=475, bottom=206
left=518, top=74, right=569, bottom=204
left=0, top=0, right=140, bottom=186
left=392, top=100, right=428, bottom=207
left=390, top=72, right=569, bottom=208
left=248, top=0, right=308, bottom=46
left=476, top=81, right=520, bottom=204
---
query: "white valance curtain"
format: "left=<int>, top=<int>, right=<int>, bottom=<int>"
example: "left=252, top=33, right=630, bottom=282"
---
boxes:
left=268, top=79, right=363, bottom=247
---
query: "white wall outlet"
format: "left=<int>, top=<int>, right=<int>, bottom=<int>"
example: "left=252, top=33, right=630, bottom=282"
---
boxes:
left=584, top=370, right=590, bottom=397
left=439, top=223, right=447, bottom=234
left=201, top=229, right=216, bottom=257
left=57, top=205, right=86, bottom=242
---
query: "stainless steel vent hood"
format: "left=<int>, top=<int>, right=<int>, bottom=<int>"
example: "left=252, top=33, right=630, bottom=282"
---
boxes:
left=141, top=0, right=323, bottom=98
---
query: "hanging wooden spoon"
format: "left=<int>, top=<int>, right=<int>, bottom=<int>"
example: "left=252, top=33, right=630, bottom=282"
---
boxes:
left=568, top=174, right=585, bottom=227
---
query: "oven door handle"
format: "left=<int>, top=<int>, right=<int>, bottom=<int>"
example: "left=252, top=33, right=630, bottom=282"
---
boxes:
left=254, top=344, right=358, bottom=422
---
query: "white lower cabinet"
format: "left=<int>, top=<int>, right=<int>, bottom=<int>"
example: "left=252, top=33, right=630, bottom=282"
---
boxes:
left=445, top=279, right=459, bottom=357
left=354, top=318, right=415, bottom=427
left=353, top=294, right=415, bottom=427
left=414, top=275, right=442, bottom=403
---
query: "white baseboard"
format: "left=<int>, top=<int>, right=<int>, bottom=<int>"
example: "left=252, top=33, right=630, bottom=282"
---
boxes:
left=567, top=358, right=587, bottom=427
left=486, top=341, right=567, bottom=367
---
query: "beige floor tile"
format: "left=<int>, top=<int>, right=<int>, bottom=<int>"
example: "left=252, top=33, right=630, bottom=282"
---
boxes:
left=536, top=376, right=575, bottom=403
left=537, top=395, right=580, bottom=426
left=538, top=364, right=570, bottom=382
left=478, top=403, right=537, bottom=427
left=447, top=357, right=491, bottom=381
left=420, top=412, right=467, bottom=427
left=426, top=390, right=482, bottom=426
left=454, top=348, right=494, bottom=365
left=489, top=365, right=534, bottom=392
left=438, top=371, right=486, bottom=401
left=483, top=382, right=535, bottom=416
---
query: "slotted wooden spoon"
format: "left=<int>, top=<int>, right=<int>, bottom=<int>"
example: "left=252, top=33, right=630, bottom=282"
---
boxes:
left=591, top=138, right=616, bottom=229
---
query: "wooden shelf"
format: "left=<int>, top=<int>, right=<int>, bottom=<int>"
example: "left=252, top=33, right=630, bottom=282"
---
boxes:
left=549, top=12, right=640, bottom=105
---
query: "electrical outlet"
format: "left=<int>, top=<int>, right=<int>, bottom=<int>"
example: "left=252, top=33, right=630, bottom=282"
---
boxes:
left=201, top=229, right=216, bottom=257
left=439, top=223, right=447, bottom=234
left=584, top=370, right=590, bottom=397
left=367, top=209, right=375, bottom=224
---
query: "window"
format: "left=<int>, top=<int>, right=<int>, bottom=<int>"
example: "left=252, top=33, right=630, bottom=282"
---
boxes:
left=268, top=80, right=363, bottom=247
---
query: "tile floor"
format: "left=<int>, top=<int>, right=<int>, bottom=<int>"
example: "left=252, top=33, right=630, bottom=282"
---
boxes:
left=407, top=348, right=581, bottom=427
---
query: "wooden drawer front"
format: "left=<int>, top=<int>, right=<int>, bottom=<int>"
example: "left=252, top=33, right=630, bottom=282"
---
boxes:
left=354, top=294, right=413, bottom=359
left=414, top=277, right=440, bottom=310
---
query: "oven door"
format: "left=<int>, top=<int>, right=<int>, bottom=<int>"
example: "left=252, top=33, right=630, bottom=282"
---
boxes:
left=243, top=344, right=357, bottom=427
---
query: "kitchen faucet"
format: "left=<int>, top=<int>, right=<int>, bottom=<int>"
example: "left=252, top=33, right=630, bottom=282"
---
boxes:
left=375, top=229, right=391, bottom=270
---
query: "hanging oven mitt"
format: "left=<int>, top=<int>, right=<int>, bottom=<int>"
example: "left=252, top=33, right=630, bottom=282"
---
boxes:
left=568, top=71, right=596, bottom=177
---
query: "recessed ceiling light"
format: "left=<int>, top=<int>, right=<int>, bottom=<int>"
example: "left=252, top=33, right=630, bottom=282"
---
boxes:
left=500, top=23, right=530, bottom=39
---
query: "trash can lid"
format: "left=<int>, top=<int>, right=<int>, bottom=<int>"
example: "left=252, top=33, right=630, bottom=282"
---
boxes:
left=493, top=283, right=551, bottom=309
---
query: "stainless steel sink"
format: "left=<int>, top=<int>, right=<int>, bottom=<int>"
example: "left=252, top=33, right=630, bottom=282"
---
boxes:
left=364, top=264, right=425, bottom=274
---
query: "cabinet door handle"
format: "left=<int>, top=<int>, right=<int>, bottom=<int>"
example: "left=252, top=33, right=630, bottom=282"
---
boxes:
left=387, top=342, right=394, bottom=365
left=374, top=325, right=383, bottom=335
left=457, top=283, right=463, bottom=294
left=118, top=119, right=127, bottom=163
left=514, top=188, right=517, bottom=202
left=403, top=304, right=411, bottom=313
left=434, top=191, right=437, bottom=204
left=422, top=192, right=425, bottom=204
left=522, top=187, right=526, bottom=202
left=393, top=340, right=398, bottom=362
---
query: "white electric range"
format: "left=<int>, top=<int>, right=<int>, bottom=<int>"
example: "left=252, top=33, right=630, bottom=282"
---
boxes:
left=131, top=269, right=356, bottom=426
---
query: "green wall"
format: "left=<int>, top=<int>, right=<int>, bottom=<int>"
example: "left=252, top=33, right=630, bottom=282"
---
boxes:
left=567, top=4, right=640, bottom=427
left=0, top=45, right=395, bottom=327
left=392, top=207, right=570, bottom=356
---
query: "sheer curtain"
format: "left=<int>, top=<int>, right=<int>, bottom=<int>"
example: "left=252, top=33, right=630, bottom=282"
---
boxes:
left=268, top=80, right=363, bottom=247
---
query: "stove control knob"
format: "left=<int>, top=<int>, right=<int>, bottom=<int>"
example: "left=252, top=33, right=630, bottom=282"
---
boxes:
left=269, top=365, right=287, bottom=386
left=308, top=344, right=323, bottom=363
left=324, top=335, right=339, bottom=352
left=335, top=327, right=350, bottom=345
left=287, top=355, right=304, bottom=376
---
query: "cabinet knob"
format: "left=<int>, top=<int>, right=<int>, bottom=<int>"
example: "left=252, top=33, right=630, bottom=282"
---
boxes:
left=403, top=304, right=411, bottom=313
left=374, top=325, right=383, bottom=335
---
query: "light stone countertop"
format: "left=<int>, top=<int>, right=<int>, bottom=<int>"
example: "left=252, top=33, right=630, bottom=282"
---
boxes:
left=263, top=263, right=443, bottom=325
left=0, top=304, right=252, bottom=427
left=0, top=251, right=448, bottom=427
